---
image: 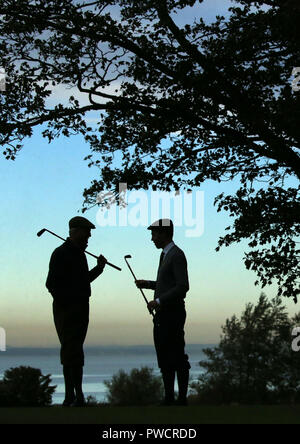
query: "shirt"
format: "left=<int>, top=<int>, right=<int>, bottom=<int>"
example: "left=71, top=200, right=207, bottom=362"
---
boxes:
left=162, top=241, right=175, bottom=259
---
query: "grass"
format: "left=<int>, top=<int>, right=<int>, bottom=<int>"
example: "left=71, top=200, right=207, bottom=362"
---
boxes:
left=1, top=404, right=300, bottom=424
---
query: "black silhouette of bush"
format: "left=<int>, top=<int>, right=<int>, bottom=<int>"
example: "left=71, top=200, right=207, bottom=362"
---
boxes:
left=191, top=294, right=300, bottom=405
left=0, top=366, right=56, bottom=407
left=0, top=380, right=12, bottom=406
left=105, top=366, right=163, bottom=406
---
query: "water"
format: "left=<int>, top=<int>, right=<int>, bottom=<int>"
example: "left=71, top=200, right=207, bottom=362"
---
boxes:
left=0, top=344, right=212, bottom=404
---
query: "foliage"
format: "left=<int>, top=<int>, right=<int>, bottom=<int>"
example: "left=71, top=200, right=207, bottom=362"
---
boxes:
left=85, top=395, right=104, bottom=406
left=0, top=380, right=12, bottom=407
left=0, top=366, right=56, bottom=407
left=0, top=0, right=299, bottom=299
left=104, top=366, right=164, bottom=406
left=190, top=293, right=300, bottom=404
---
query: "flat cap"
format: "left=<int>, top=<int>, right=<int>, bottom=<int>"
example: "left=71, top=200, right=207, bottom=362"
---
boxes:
left=147, top=218, right=174, bottom=230
left=69, top=216, right=96, bottom=230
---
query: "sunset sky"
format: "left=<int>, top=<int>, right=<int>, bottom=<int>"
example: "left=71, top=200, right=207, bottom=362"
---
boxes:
left=0, top=0, right=299, bottom=348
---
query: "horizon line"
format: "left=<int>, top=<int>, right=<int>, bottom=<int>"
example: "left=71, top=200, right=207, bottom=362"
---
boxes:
left=2, top=343, right=216, bottom=350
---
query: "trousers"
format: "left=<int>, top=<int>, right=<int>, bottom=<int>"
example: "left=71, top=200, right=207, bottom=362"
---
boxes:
left=53, top=301, right=89, bottom=367
left=153, top=305, right=190, bottom=372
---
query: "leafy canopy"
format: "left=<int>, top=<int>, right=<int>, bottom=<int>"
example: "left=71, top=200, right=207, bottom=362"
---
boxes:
left=0, top=0, right=299, bottom=299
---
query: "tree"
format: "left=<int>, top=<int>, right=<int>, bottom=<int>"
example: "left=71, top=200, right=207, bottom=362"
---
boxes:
left=0, top=0, right=299, bottom=299
left=0, top=366, right=56, bottom=407
left=190, top=293, right=300, bottom=404
left=104, top=366, right=164, bottom=405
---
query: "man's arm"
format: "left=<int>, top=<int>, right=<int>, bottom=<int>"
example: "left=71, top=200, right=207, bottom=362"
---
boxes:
left=135, top=280, right=156, bottom=290
left=46, top=249, right=70, bottom=299
left=159, top=253, right=189, bottom=304
left=89, top=255, right=106, bottom=282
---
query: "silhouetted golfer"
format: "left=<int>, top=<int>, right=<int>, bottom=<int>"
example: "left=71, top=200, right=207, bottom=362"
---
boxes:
left=46, top=216, right=106, bottom=407
left=136, top=219, right=191, bottom=406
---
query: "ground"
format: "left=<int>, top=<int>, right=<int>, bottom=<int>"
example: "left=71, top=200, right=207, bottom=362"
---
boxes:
left=1, top=405, right=300, bottom=424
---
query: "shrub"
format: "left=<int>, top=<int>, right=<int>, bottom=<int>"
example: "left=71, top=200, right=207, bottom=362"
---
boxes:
left=85, top=395, right=102, bottom=407
left=0, top=366, right=56, bottom=407
left=192, top=294, right=300, bottom=405
left=0, top=380, right=12, bottom=407
left=105, top=366, right=163, bottom=406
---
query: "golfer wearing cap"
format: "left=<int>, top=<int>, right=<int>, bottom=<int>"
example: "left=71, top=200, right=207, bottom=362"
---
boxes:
left=136, top=219, right=191, bottom=406
left=46, top=216, right=107, bottom=407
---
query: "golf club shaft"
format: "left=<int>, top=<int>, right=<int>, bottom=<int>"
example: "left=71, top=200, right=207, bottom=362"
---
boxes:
left=124, top=258, right=154, bottom=316
left=38, top=228, right=121, bottom=271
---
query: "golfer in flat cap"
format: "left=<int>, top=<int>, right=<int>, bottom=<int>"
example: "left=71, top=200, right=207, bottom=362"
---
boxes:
left=136, top=219, right=191, bottom=406
left=46, top=216, right=106, bottom=407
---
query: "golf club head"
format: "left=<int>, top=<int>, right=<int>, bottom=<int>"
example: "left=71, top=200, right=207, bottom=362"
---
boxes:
left=37, top=228, right=46, bottom=237
left=124, top=255, right=132, bottom=259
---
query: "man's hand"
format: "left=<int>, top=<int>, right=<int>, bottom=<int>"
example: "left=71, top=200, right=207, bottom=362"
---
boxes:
left=147, top=300, right=159, bottom=312
left=135, top=279, right=151, bottom=289
left=97, top=254, right=107, bottom=272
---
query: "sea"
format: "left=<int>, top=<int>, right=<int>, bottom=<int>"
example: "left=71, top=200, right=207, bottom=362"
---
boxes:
left=0, top=344, right=213, bottom=405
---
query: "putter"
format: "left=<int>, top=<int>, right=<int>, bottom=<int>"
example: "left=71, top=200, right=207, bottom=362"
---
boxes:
left=37, top=228, right=122, bottom=271
left=124, top=255, right=154, bottom=316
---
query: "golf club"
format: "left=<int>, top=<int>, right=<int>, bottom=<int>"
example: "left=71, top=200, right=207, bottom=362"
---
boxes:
left=37, top=228, right=122, bottom=271
left=124, top=255, right=154, bottom=316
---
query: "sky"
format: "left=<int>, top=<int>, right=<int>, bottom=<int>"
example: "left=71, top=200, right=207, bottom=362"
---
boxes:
left=0, top=0, right=299, bottom=349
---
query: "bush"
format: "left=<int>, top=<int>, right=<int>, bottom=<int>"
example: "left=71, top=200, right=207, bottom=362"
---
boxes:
left=191, top=294, right=300, bottom=405
left=105, top=366, right=163, bottom=406
left=0, top=380, right=12, bottom=407
left=0, top=366, right=56, bottom=407
left=85, top=395, right=107, bottom=407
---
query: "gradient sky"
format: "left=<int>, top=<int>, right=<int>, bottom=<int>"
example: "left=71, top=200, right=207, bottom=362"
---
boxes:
left=0, top=0, right=299, bottom=348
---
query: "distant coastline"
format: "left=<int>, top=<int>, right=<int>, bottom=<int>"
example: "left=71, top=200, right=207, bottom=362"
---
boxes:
left=1, top=344, right=216, bottom=355
left=0, top=344, right=212, bottom=403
